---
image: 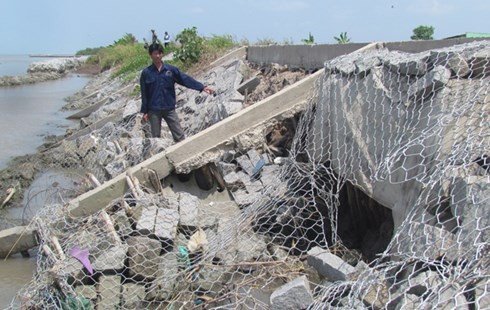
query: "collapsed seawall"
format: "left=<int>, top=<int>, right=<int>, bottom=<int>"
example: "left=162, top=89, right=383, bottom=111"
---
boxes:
left=1, top=39, right=489, bottom=309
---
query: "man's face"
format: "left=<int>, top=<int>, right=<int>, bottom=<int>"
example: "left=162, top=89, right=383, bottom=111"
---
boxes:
left=150, top=50, right=163, bottom=63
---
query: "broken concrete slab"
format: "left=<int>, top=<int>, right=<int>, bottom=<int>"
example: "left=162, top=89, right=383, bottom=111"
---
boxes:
left=237, top=76, right=260, bottom=95
left=307, top=247, right=356, bottom=281
left=0, top=226, right=38, bottom=258
left=270, top=275, right=313, bottom=310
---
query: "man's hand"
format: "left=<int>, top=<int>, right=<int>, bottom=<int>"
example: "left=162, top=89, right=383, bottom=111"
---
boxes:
left=202, top=86, right=214, bottom=95
left=143, top=113, right=149, bottom=122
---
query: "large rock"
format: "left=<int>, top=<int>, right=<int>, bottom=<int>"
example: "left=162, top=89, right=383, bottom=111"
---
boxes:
left=307, top=247, right=356, bottom=281
left=127, top=236, right=162, bottom=279
left=96, top=275, right=121, bottom=309
left=92, top=242, right=128, bottom=271
left=270, top=276, right=313, bottom=310
left=451, top=176, right=490, bottom=253
left=146, top=252, right=179, bottom=301
left=390, top=221, right=457, bottom=261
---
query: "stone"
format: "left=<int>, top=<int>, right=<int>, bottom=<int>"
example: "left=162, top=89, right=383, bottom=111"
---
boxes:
left=386, top=51, right=428, bottom=76
left=196, top=265, right=224, bottom=294
left=237, top=76, right=260, bottom=95
left=146, top=252, right=179, bottom=301
left=223, top=171, right=248, bottom=191
left=394, top=294, right=424, bottom=310
left=236, top=232, right=269, bottom=262
left=307, top=247, right=356, bottom=281
left=154, top=208, right=179, bottom=241
left=390, top=222, right=457, bottom=261
left=446, top=53, right=471, bottom=77
left=110, top=210, right=133, bottom=237
left=216, top=162, right=236, bottom=176
left=451, top=176, right=490, bottom=254
left=260, top=165, right=288, bottom=197
left=405, top=270, right=442, bottom=296
left=235, top=153, right=256, bottom=176
left=474, top=280, right=490, bottom=309
left=407, top=65, right=451, bottom=101
left=121, top=283, right=146, bottom=308
left=270, top=276, right=313, bottom=310
left=97, top=275, right=121, bottom=309
left=231, top=188, right=263, bottom=206
left=362, top=278, right=390, bottom=310
left=179, top=192, right=200, bottom=228
left=469, top=51, right=490, bottom=78
left=104, top=159, right=128, bottom=178
left=92, top=242, right=128, bottom=271
left=136, top=205, right=158, bottom=234
left=127, top=236, right=161, bottom=279
left=74, top=285, right=97, bottom=305
left=427, top=284, right=469, bottom=309
left=76, top=135, right=99, bottom=158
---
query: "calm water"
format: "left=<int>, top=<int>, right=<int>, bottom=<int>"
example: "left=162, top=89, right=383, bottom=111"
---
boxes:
left=0, top=55, right=91, bottom=169
left=0, top=55, right=91, bottom=308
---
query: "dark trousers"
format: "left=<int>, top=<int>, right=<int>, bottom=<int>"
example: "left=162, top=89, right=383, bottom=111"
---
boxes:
left=148, top=109, right=186, bottom=142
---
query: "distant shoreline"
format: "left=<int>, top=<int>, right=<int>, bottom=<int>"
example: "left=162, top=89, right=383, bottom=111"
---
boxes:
left=29, top=54, right=77, bottom=58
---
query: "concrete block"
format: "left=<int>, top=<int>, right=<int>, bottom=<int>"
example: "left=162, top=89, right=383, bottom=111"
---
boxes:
left=155, top=208, right=179, bottom=240
left=223, top=171, right=247, bottom=191
left=0, top=226, right=38, bottom=258
left=237, top=76, right=260, bottom=95
left=179, top=192, right=200, bottom=227
left=136, top=205, right=158, bottom=234
left=97, top=275, right=121, bottom=309
left=121, top=283, right=146, bottom=308
left=307, top=247, right=356, bottom=281
left=231, top=188, right=263, bottom=206
left=110, top=210, right=133, bottom=237
left=92, top=242, right=128, bottom=271
left=270, top=275, right=313, bottom=310
left=146, top=252, right=178, bottom=301
left=127, top=236, right=161, bottom=279
left=216, top=162, right=236, bottom=176
left=235, top=153, right=256, bottom=175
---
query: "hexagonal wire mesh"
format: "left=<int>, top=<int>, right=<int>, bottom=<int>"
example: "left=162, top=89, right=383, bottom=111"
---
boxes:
left=8, top=41, right=490, bottom=309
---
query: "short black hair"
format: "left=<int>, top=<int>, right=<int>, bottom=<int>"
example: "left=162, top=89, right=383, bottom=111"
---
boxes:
left=148, top=43, right=163, bottom=55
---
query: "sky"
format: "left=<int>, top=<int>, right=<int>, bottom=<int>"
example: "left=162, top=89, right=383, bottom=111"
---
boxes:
left=1, top=0, right=489, bottom=54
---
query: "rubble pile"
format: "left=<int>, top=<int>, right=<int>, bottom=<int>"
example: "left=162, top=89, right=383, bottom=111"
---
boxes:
left=3, top=41, right=490, bottom=309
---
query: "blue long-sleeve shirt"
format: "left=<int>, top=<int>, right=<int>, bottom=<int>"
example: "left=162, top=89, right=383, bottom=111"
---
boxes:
left=140, top=63, right=205, bottom=113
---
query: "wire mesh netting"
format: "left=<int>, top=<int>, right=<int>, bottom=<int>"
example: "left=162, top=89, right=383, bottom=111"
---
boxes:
left=7, top=41, right=490, bottom=309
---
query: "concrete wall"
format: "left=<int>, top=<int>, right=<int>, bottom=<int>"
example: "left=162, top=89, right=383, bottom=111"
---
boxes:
left=247, top=43, right=369, bottom=70
left=247, top=39, right=490, bottom=71
left=384, top=38, right=490, bottom=53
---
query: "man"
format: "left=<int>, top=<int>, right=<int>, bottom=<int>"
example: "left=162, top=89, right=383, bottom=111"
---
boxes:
left=163, top=32, right=170, bottom=48
left=140, top=43, right=213, bottom=142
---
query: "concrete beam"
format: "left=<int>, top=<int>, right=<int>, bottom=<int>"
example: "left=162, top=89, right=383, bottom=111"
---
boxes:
left=0, top=226, right=38, bottom=258
left=68, top=69, right=323, bottom=218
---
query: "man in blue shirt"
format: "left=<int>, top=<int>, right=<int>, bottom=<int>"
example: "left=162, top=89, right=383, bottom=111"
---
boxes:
left=140, top=43, right=213, bottom=141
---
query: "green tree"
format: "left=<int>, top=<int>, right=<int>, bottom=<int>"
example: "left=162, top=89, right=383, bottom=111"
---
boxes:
left=334, top=32, right=351, bottom=44
left=411, top=25, right=434, bottom=40
left=174, top=27, right=204, bottom=64
left=301, top=32, right=315, bottom=45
